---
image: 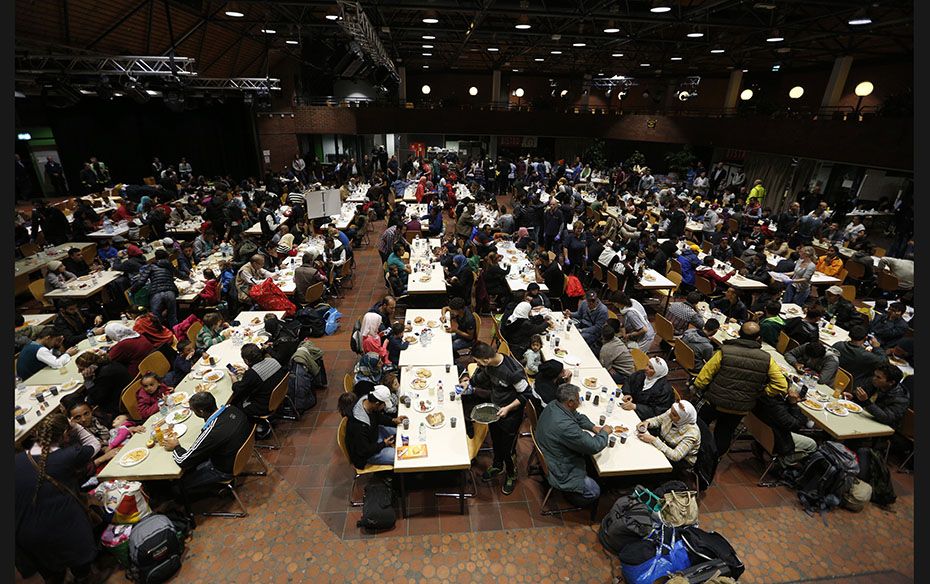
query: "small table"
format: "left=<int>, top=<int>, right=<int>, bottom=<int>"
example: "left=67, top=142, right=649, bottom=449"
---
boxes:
left=44, top=271, right=123, bottom=300
left=398, top=310, right=454, bottom=367
left=407, top=264, right=446, bottom=295
left=21, top=314, right=56, bottom=327
left=636, top=269, right=678, bottom=311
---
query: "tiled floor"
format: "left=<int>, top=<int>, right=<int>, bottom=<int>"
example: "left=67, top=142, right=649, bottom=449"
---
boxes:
left=16, top=205, right=915, bottom=583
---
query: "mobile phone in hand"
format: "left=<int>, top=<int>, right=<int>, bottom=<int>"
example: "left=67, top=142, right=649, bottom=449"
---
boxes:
left=226, top=363, right=238, bottom=375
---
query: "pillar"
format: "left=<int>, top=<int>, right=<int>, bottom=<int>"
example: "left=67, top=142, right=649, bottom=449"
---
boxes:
left=723, top=69, right=743, bottom=112
left=491, top=69, right=501, bottom=107
left=820, top=56, right=853, bottom=111
left=397, top=66, right=406, bottom=104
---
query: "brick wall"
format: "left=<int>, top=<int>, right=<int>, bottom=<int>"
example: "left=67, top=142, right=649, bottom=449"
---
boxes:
left=255, top=113, right=299, bottom=171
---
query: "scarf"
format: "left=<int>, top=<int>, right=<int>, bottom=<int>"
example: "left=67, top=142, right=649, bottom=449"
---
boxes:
left=672, top=400, right=698, bottom=427
left=105, top=322, right=140, bottom=342
left=642, top=357, right=669, bottom=391
left=452, top=254, right=468, bottom=276
left=252, top=357, right=282, bottom=382
left=360, top=312, right=383, bottom=338
left=507, top=301, right=533, bottom=324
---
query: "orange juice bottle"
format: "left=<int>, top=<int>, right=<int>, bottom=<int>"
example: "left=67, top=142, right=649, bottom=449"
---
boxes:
left=154, top=426, right=164, bottom=445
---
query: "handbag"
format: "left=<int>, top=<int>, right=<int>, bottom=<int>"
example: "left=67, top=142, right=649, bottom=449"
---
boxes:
left=621, top=526, right=692, bottom=584
left=632, top=484, right=664, bottom=514
left=92, top=480, right=153, bottom=524
left=660, top=489, right=699, bottom=527
left=26, top=452, right=103, bottom=526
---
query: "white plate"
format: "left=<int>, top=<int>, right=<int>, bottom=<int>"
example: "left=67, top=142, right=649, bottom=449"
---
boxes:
left=166, top=392, right=189, bottom=407
left=825, top=404, right=849, bottom=417
left=165, top=408, right=193, bottom=424
left=561, top=354, right=581, bottom=366
left=118, top=447, right=150, bottom=467
left=14, top=405, right=31, bottom=417
left=202, top=369, right=226, bottom=383
left=163, top=423, right=188, bottom=438
left=425, top=413, right=446, bottom=429
left=413, top=399, right=435, bottom=413
left=835, top=399, right=863, bottom=414
left=61, top=378, right=81, bottom=392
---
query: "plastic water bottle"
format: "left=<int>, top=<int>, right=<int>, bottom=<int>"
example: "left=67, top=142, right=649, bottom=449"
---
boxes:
left=437, top=387, right=444, bottom=404
left=103, top=217, right=113, bottom=233
left=87, top=330, right=97, bottom=347
left=419, top=422, right=427, bottom=443
left=606, top=397, right=615, bottom=415
left=158, top=399, right=168, bottom=417
left=121, top=313, right=129, bottom=325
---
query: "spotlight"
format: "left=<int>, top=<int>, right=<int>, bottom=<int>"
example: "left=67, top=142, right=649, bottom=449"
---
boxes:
left=789, top=86, right=804, bottom=99
left=677, top=90, right=691, bottom=101
left=124, top=78, right=151, bottom=104
left=469, top=86, right=478, bottom=96
left=514, top=87, right=525, bottom=97
left=740, top=89, right=753, bottom=100
left=855, top=81, right=874, bottom=97
left=421, top=85, right=431, bottom=95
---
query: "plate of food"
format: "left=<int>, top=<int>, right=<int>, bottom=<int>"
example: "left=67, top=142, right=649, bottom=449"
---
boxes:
left=785, top=306, right=802, bottom=316
left=836, top=400, right=863, bottom=414
left=95, top=334, right=109, bottom=343
left=470, top=403, right=502, bottom=423
left=194, top=382, right=215, bottom=393
left=15, top=405, right=31, bottom=417
left=813, top=390, right=833, bottom=403
left=413, top=316, right=426, bottom=325
left=888, top=356, right=909, bottom=367
left=61, top=378, right=81, bottom=391
left=522, top=274, right=535, bottom=283
left=167, top=392, right=189, bottom=407
left=583, top=376, right=600, bottom=389
left=250, top=317, right=262, bottom=325
left=415, top=399, right=434, bottom=413
left=800, top=398, right=825, bottom=411
left=162, top=423, right=188, bottom=439
left=202, top=369, right=226, bottom=383
left=643, top=274, right=656, bottom=282
left=165, top=408, right=192, bottom=425
left=419, top=275, right=432, bottom=283
left=200, top=354, right=215, bottom=366
left=415, top=368, right=432, bottom=379
left=410, top=377, right=430, bottom=390
left=32, top=386, right=51, bottom=398
left=825, top=403, right=849, bottom=417
left=403, top=335, right=418, bottom=344
left=247, top=334, right=269, bottom=345
left=118, top=448, right=150, bottom=467
left=613, top=425, right=629, bottom=435
left=554, top=348, right=569, bottom=358
left=425, top=411, right=446, bottom=429
left=427, top=320, right=440, bottom=328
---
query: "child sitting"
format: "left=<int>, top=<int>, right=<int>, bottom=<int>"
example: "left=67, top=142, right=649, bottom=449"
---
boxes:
left=197, top=268, right=221, bottom=305
left=380, top=372, right=401, bottom=416
left=135, top=372, right=173, bottom=419
left=523, top=334, right=543, bottom=376
left=164, top=339, right=195, bottom=386
left=385, top=322, right=410, bottom=365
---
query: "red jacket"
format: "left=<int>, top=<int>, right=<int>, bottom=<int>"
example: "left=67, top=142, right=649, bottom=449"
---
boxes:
left=108, top=336, right=156, bottom=378
left=136, top=382, right=172, bottom=419
left=198, top=279, right=221, bottom=304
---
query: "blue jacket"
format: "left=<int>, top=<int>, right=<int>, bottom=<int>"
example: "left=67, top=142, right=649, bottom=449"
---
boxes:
left=677, top=251, right=702, bottom=286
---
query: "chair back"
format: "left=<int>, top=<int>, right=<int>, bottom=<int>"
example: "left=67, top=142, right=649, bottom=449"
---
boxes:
left=727, top=218, right=739, bottom=235
left=899, top=408, right=915, bottom=441
left=665, top=271, right=683, bottom=291
left=19, top=243, right=38, bottom=257
left=845, top=260, right=866, bottom=280
left=473, top=314, right=483, bottom=342
left=654, top=313, right=675, bottom=344
left=121, top=377, right=143, bottom=420
left=337, top=417, right=353, bottom=464
left=873, top=246, right=887, bottom=258
left=498, top=340, right=511, bottom=356
left=592, top=263, right=604, bottom=285
left=524, top=400, right=539, bottom=435
left=139, top=351, right=171, bottom=378
left=667, top=259, right=681, bottom=274
left=673, top=339, right=696, bottom=372
left=304, top=282, right=325, bottom=304
left=776, top=331, right=791, bottom=355
left=186, top=321, right=203, bottom=345
left=81, top=244, right=98, bottom=267
left=631, top=348, right=649, bottom=371
left=29, top=280, right=51, bottom=308
left=876, top=272, right=899, bottom=292
left=730, top=257, right=746, bottom=272
left=701, top=241, right=713, bottom=255
left=232, top=426, right=258, bottom=476
left=530, top=428, right=551, bottom=477
left=840, top=285, right=856, bottom=302
left=744, top=413, right=776, bottom=455
left=694, top=275, right=715, bottom=297
left=833, top=368, right=852, bottom=397
left=267, top=373, right=290, bottom=413
left=467, top=422, right=490, bottom=460
left=606, top=271, right=620, bottom=293
left=834, top=267, right=848, bottom=284
left=404, top=230, right=419, bottom=244
left=343, top=373, right=355, bottom=394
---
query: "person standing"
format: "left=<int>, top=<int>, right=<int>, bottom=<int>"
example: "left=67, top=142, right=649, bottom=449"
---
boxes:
left=709, top=162, right=728, bottom=196
left=15, top=154, right=33, bottom=200
left=747, top=179, right=766, bottom=204
left=292, top=154, right=307, bottom=183
left=44, top=156, right=68, bottom=196
left=694, top=321, right=788, bottom=456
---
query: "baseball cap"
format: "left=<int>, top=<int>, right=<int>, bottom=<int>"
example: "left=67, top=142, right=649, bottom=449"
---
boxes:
left=369, top=385, right=392, bottom=405
left=586, top=291, right=598, bottom=301
left=826, top=285, right=844, bottom=295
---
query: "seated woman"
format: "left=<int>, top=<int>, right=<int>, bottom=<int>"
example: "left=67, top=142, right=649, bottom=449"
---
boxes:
left=446, top=254, right=474, bottom=302
left=44, top=260, right=77, bottom=293
left=501, top=301, right=551, bottom=358
left=229, top=344, right=287, bottom=433
left=338, top=389, right=401, bottom=469
left=621, top=357, right=675, bottom=420
left=132, top=312, right=177, bottom=353
left=353, top=352, right=384, bottom=398
left=514, top=227, right=532, bottom=250
left=104, top=323, right=155, bottom=379
left=636, top=400, right=701, bottom=469
left=360, top=312, right=390, bottom=365
left=75, top=351, right=134, bottom=418
left=482, top=252, right=511, bottom=302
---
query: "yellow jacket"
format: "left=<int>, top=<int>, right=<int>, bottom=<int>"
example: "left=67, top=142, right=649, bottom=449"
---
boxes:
left=694, top=350, right=788, bottom=398
left=816, top=255, right=844, bottom=277
left=748, top=184, right=766, bottom=201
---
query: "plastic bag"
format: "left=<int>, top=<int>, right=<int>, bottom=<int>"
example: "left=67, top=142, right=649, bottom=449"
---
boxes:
left=621, top=527, right=691, bottom=584
left=92, top=480, right=153, bottom=524
left=324, top=307, right=342, bottom=335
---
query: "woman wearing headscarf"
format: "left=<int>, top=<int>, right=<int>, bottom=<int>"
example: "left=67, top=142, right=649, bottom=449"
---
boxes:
left=446, top=254, right=474, bottom=302
left=104, top=322, right=155, bottom=378
left=514, top=227, right=532, bottom=250
left=360, top=313, right=390, bottom=365
left=415, top=176, right=428, bottom=203
left=501, top=300, right=551, bottom=358
left=44, top=260, right=77, bottom=293
left=136, top=195, right=153, bottom=214
left=132, top=312, right=177, bottom=352
left=636, top=400, right=701, bottom=468
left=275, top=233, right=296, bottom=256
left=620, top=357, right=675, bottom=420
left=482, top=252, right=511, bottom=302
left=353, top=352, right=384, bottom=397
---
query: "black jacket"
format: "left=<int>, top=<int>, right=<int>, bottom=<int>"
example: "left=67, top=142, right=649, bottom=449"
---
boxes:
left=502, top=314, right=550, bottom=357
left=85, top=361, right=134, bottom=417
left=854, top=382, right=909, bottom=429
left=229, top=359, right=287, bottom=419
left=345, top=407, right=396, bottom=469
left=752, top=394, right=808, bottom=456
left=818, top=297, right=859, bottom=330
left=172, top=405, right=252, bottom=474
left=622, top=370, right=675, bottom=420
left=133, top=259, right=178, bottom=295
left=533, top=359, right=564, bottom=405
left=783, top=317, right=819, bottom=345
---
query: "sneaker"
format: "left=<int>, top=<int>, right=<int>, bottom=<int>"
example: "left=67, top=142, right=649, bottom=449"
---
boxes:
left=502, top=474, right=517, bottom=496
left=481, top=466, right=503, bottom=482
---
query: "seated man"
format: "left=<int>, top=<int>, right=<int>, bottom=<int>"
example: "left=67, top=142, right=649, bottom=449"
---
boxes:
left=832, top=325, right=888, bottom=388
left=784, top=341, right=839, bottom=386
left=598, top=326, right=635, bottom=384
left=815, top=245, right=845, bottom=278
left=782, top=305, right=824, bottom=345
left=164, top=392, right=252, bottom=493
left=440, top=297, right=477, bottom=352
left=16, top=326, right=79, bottom=381
left=752, top=384, right=817, bottom=470
left=339, top=387, right=401, bottom=468
left=534, top=383, right=609, bottom=507
left=817, top=285, right=859, bottom=329
left=665, top=291, right=705, bottom=336
left=52, top=300, right=105, bottom=349
left=870, top=301, right=909, bottom=347
left=712, top=288, right=750, bottom=323
left=758, top=301, right=786, bottom=347
left=681, top=318, right=719, bottom=370
left=229, top=344, right=288, bottom=434
left=62, top=247, right=92, bottom=277
left=743, top=253, right=771, bottom=283
left=386, top=264, right=408, bottom=296
left=843, top=364, right=909, bottom=429
left=563, top=291, right=610, bottom=346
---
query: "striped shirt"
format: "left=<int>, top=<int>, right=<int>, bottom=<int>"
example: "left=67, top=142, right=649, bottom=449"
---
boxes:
left=666, top=301, right=705, bottom=335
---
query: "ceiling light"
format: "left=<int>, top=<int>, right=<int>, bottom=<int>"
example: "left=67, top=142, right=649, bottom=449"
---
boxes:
left=742, top=69, right=749, bottom=73
left=640, top=63, right=650, bottom=67
left=422, top=65, right=429, bottom=69
left=146, top=89, right=161, bottom=96
left=79, top=89, right=93, bottom=95
left=604, top=28, right=620, bottom=33
left=514, top=88, right=525, bottom=97
left=422, top=44, right=434, bottom=48
left=848, top=9, right=873, bottom=26
left=611, top=53, right=624, bottom=57
left=515, top=24, right=531, bottom=30
left=224, top=10, right=244, bottom=17
left=677, top=91, right=691, bottom=101
left=469, top=86, right=478, bottom=96
left=422, top=52, right=432, bottom=56
left=710, top=48, right=725, bottom=54
left=488, top=47, right=499, bottom=52
left=17, top=132, right=31, bottom=140
left=112, top=92, right=125, bottom=97
left=534, top=58, right=545, bottom=62
left=422, top=18, right=439, bottom=24
left=261, top=29, right=276, bottom=34
left=573, top=42, right=586, bottom=47
left=670, top=56, right=682, bottom=61
left=766, top=32, right=784, bottom=42
left=650, top=2, right=672, bottom=13
left=740, top=89, right=753, bottom=100
left=422, top=35, right=435, bottom=40
left=422, top=85, right=431, bottom=94
left=855, top=81, right=874, bottom=97
left=686, top=31, right=704, bottom=38
left=551, top=50, right=562, bottom=55
left=286, top=40, right=299, bottom=45
left=789, top=86, right=804, bottom=99
left=325, top=14, right=340, bottom=21
left=560, top=89, right=568, bottom=97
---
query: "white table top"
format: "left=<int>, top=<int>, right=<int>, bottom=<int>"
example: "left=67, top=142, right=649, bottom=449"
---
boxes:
left=496, top=243, right=548, bottom=292
left=166, top=220, right=202, bottom=235
left=398, top=310, right=454, bottom=366
left=574, top=366, right=674, bottom=477
left=408, top=238, right=441, bottom=263
left=245, top=206, right=290, bottom=235
left=15, top=242, right=96, bottom=279
left=21, top=314, right=56, bottom=327
left=394, top=366, right=471, bottom=473
left=637, top=269, right=677, bottom=290
left=87, top=225, right=131, bottom=239
left=45, top=270, right=123, bottom=299
left=407, top=263, right=446, bottom=294
left=540, top=313, right=602, bottom=369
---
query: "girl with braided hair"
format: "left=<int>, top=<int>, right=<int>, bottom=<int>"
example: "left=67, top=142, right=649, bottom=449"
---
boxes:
left=15, top=412, right=102, bottom=583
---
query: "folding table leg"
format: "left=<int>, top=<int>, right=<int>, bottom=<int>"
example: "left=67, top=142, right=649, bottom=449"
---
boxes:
left=399, top=474, right=408, bottom=518
left=178, top=480, right=197, bottom=529
left=460, top=471, right=466, bottom=515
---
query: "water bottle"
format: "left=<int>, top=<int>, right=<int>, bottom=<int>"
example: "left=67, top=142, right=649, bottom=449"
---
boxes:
left=437, top=380, right=443, bottom=393
left=419, top=422, right=427, bottom=443
left=87, top=330, right=97, bottom=347
left=437, top=386, right=444, bottom=403
left=158, top=399, right=168, bottom=417
left=103, top=217, right=113, bottom=233
left=606, top=397, right=615, bottom=415
left=121, top=313, right=128, bottom=325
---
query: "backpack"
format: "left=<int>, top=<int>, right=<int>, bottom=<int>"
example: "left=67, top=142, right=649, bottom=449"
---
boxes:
left=856, top=447, right=897, bottom=506
left=356, top=482, right=396, bottom=532
left=597, top=494, right=657, bottom=557
left=128, top=514, right=184, bottom=583
left=294, top=305, right=328, bottom=338
left=286, top=361, right=318, bottom=414
left=679, top=526, right=745, bottom=580
left=783, top=441, right=858, bottom=515
left=693, top=417, right=718, bottom=492
left=565, top=274, right=585, bottom=298
left=349, top=317, right=364, bottom=354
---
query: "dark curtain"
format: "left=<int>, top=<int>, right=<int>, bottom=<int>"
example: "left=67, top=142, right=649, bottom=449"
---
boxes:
left=741, top=153, right=817, bottom=213
left=19, top=99, right=260, bottom=191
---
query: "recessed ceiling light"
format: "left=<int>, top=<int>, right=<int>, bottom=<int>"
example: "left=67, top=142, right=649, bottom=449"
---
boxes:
left=422, top=44, right=433, bottom=49
left=670, top=56, right=682, bottom=61
left=604, top=28, right=620, bottom=33
left=742, top=69, right=749, bottom=72
left=710, top=48, right=725, bottom=54
left=286, top=40, right=299, bottom=45
left=611, top=53, right=624, bottom=57
left=573, top=42, right=586, bottom=47
left=534, top=58, right=545, bottom=62
left=650, top=2, right=672, bottom=13
left=848, top=16, right=873, bottom=25
left=422, top=52, right=432, bottom=56
left=422, top=17, right=438, bottom=24
left=469, top=86, right=478, bottom=96
left=551, top=50, right=562, bottom=54
left=422, top=35, right=435, bottom=40
left=325, top=14, right=339, bottom=21
left=422, top=65, right=429, bottom=69
left=225, top=10, right=244, bottom=17
left=766, top=35, right=784, bottom=42
left=686, top=31, right=704, bottom=38
left=487, top=47, right=499, bottom=52
left=261, top=29, right=276, bottom=34
left=515, top=24, right=531, bottom=30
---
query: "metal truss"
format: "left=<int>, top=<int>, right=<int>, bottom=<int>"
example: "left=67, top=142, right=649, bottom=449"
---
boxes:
left=188, top=78, right=282, bottom=91
left=336, top=0, right=398, bottom=79
left=15, top=53, right=197, bottom=77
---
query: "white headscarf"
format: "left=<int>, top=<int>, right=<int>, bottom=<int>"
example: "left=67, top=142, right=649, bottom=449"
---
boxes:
left=105, top=322, right=140, bottom=342
left=507, top=301, right=533, bottom=324
left=360, top=312, right=383, bottom=338
left=642, top=357, right=669, bottom=391
left=672, top=400, right=697, bottom=427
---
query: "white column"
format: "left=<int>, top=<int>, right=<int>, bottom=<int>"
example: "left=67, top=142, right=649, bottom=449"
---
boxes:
left=723, top=70, right=743, bottom=112
left=397, top=66, right=407, bottom=104
left=820, top=56, right=853, bottom=111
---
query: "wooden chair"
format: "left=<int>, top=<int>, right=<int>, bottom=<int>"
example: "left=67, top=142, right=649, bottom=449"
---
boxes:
left=138, top=351, right=171, bottom=378
left=743, top=413, right=781, bottom=486
left=729, top=257, right=746, bottom=272
left=873, top=246, right=887, bottom=258
left=201, top=425, right=269, bottom=518
left=839, top=285, right=856, bottom=302
left=727, top=218, right=739, bottom=235
left=606, top=271, right=620, bottom=299
left=343, top=373, right=355, bottom=394
left=404, top=230, right=419, bottom=244
left=667, top=259, right=682, bottom=275
left=694, top=275, right=716, bottom=297
left=832, top=368, right=852, bottom=398
left=186, top=321, right=203, bottom=345
left=776, top=331, right=792, bottom=355
left=19, top=243, right=38, bottom=257
left=631, top=348, right=649, bottom=371
left=29, top=280, right=52, bottom=308
left=673, top=339, right=702, bottom=383
left=498, top=340, right=512, bottom=356
left=255, top=374, right=291, bottom=450
left=531, top=427, right=598, bottom=520
left=833, top=267, right=848, bottom=284
left=81, top=244, right=98, bottom=267
left=701, top=241, right=713, bottom=255
left=592, top=263, right=605, bottom=291
left=876, top=272, right=899, bottom=293
left=653, top=313, right=676, bottom=347
left=120, top=377, right=143, bottom=420
left=337, top=417, right=393, bottom=506
left=845, top=260, right=866, bottom=281
left=304, top=282, right=325, bottom=305
left=655, top=272, right=683, bottom=304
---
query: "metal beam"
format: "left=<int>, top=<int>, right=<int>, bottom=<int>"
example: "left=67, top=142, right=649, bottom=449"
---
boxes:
left=161, top=1, right=229, bottom=55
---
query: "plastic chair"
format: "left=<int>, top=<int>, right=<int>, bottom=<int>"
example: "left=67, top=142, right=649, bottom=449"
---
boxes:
left=631, top=347, right=649, bottom=371
left=201, top=425, right=269, bottom=518
left=120, top=377, right=143, bottom=420
left=343, top=373, right=355, bottom=394
left=29, top=280, right=52, bottom=308
left=186, top=321, right=203, bottom=345
left=254, top=374, right=291, bottom=450
left=304, top=282, right=325, bottom=305
left=833, top=368, right=852, bottom=397
left=138, top=351, right=171, bottom=378
left=336, top=417, right=393, bottom=506
left=840, top=285, right=856, bottom=302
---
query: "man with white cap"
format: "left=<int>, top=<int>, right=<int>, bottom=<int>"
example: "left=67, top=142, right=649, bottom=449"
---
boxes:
left=817, top=285, right=859, bottom=329
left=341, top=386, right=404, bottom=468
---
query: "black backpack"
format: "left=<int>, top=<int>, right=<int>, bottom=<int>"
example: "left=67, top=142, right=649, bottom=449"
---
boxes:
left=349, top=317, right=364, bottom=354
left=356, top=482, right=396, bottom=532
left=597, top=494, right=657, bottom=557
left=857, top=447, right=897, bottom=507
left=783, top=441, right=858, bottom=515
left=294, top=305, right=328, bottom=338
left=128, top=514, right=185, bottom=583
left=679, top=526, right=745, bottom=580
left=693, top=417, right=718, bottom=492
